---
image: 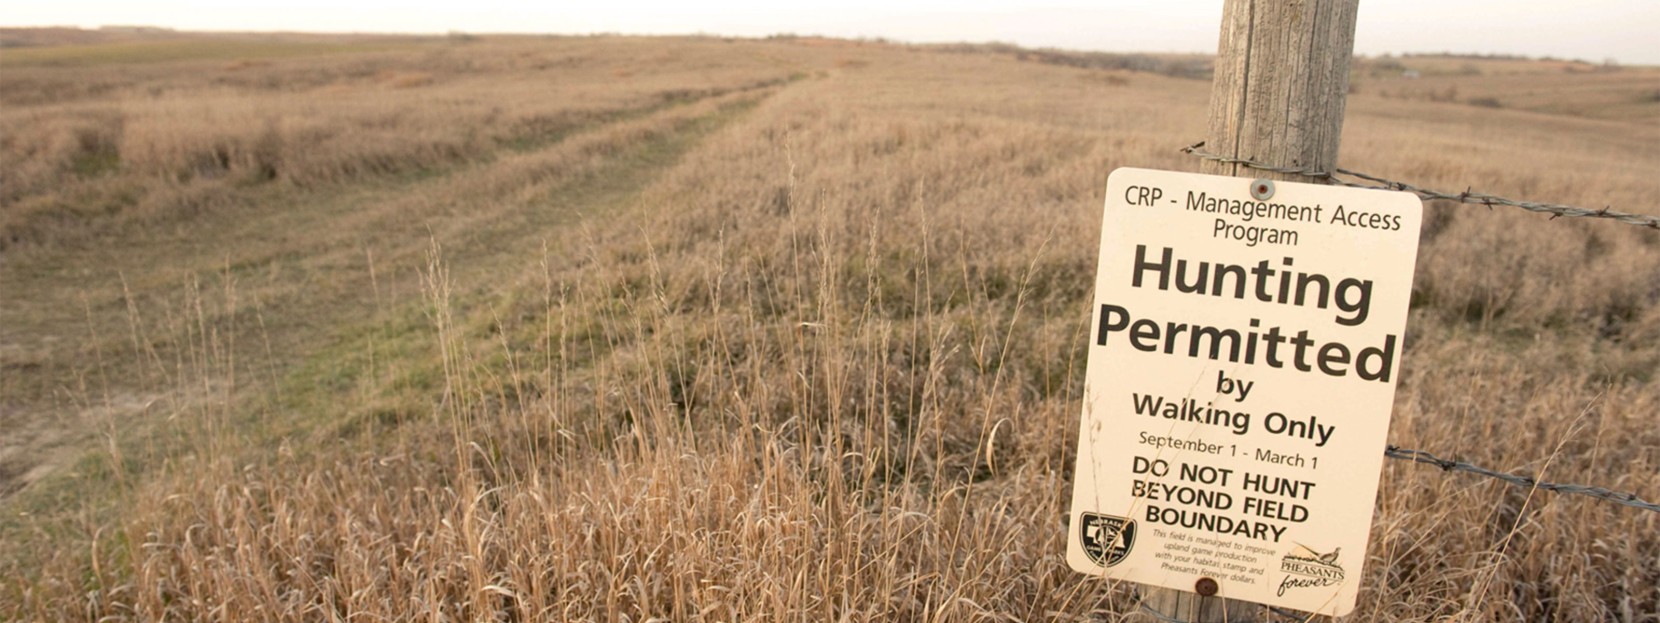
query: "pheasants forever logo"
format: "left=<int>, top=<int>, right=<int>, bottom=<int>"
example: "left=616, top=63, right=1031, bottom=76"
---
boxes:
left=1079, top=513, right=1136, bottom=567
left=1278, top=543, right=1347, bottom=596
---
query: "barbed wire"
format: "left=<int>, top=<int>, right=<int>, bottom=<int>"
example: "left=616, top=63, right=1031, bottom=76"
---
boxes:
left=1383, top=445, right=1660, bottom=513
left=1172, top=142, right=1659, bottom=511
left=1136, top=445, right=1658, bottom=623
left=1132, top=443, right=1660, bottom=623
left=1118, top=145, right=1656, bottom=623
left=1179, top=142, right=1660, bottom=230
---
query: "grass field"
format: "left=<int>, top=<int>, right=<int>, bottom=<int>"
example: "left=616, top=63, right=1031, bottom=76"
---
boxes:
left=2, top=30, right=1658, bottom=621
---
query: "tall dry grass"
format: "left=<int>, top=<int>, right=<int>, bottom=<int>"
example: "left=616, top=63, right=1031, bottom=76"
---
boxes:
left=3, top=34, right=1657, bottom=621
left=0, top=36, right=798, bottom=250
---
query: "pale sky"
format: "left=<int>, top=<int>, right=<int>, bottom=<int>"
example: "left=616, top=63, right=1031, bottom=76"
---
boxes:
left=6, top=1, right=1659, bottom=65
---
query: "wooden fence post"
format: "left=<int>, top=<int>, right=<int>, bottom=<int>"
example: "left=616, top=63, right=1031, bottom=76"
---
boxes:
left=1199, top=0, right=1359, bottom=183
left=1140, top=0, right=1359, bottom=621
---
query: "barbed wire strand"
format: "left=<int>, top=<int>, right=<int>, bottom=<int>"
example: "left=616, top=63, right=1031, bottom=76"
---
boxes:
left=1120, top=145, right=1657, bottom=623
left=1383, top=445, right=1659, bottom=513
left=1171, top=142, right=1660, bottom=512
left=1179, top=142, right=1660, bottom=230
left=1135, top=453, right=1657, bottom=621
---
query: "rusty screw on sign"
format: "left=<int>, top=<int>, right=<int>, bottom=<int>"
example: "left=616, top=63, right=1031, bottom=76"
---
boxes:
left=1250, top=179, right=1275, bottom=201
left=1195, top=576, right=1220, bottom=597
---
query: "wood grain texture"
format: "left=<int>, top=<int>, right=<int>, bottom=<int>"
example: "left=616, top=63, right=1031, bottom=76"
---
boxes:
left=1144, top=1, right=1358, bottom=621
left=1200, top=0, right=1359, bottom=184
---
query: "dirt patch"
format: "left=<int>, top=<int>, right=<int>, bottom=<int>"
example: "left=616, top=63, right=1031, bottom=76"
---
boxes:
left=0, top=391, right=161, bottom=501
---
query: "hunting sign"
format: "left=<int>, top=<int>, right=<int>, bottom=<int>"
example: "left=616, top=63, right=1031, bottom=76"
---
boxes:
left=1066, top=168, right=1422, bottom=616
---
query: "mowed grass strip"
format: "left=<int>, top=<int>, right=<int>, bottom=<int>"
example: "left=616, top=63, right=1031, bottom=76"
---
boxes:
left=0, top=71, right=779, bottom=535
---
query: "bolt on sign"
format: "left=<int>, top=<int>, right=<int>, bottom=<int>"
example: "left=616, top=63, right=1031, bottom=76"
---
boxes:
left=1066, top=168, right=1422, bottom=616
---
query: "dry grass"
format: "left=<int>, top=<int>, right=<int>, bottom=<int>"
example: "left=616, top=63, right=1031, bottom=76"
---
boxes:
left=1351, top=54, right=1660, bottom=122
left=2, top=31, right=1657, bottom=621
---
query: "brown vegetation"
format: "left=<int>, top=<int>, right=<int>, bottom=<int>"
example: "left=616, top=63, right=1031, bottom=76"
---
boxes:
left=1351, top=54, right=1660, bottom=121
left=2, top=31, right=1657, bottom=621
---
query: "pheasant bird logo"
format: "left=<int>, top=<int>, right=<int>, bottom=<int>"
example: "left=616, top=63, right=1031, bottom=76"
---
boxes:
left=1317, top=547, right=1341, bottom=565
left=1277, top=543, right=1346, bottom=597
left=1286, top=543, right=1342, bottom=566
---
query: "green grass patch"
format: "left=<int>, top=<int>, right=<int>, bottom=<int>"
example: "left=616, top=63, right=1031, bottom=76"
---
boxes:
left=274, top=299, right=445, bottom=442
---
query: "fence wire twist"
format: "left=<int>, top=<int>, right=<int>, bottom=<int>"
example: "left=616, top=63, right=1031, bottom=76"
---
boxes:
left=1383, top=445, right=1660, bottom=513
left=1180, top=142, right=1660, bottom=230
left=1171, top=141, right=1660, bottom=515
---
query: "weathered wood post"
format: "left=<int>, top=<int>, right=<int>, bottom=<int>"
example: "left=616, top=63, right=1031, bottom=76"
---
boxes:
left=1199, top=0, right=1359, bottom=183
left=1141, top=1, right=1359, bottom=621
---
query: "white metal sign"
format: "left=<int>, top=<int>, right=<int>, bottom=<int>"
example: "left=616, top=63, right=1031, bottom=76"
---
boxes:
left=1066, top=168, right=1422, bottom=616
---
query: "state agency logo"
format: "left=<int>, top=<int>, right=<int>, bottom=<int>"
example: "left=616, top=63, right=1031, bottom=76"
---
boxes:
left=1277, top=543, right=1347, bottom=597
left=1080, top=513, right=1136, bottom=567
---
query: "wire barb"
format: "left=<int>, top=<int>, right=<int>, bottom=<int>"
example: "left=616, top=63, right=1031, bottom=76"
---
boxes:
left=1179, top=144, right=1660, bottom=230
left=1384, top=445, right=1660, bottom=513
left=1176, top=141, right=1658, bottom=515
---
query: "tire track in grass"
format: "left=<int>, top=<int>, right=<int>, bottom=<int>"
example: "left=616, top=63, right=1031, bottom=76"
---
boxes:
left=0, top=79, right=791, bottom=513
left=275, top=91, right=775, bottom=444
